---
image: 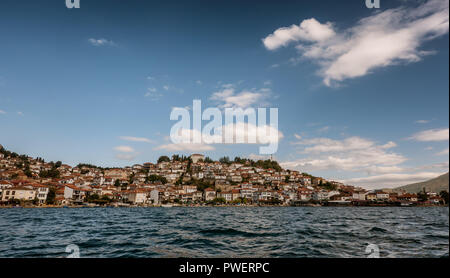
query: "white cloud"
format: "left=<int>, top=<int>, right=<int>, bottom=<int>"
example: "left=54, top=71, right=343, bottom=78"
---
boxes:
left=0, top=109, right=6, bottom=114
left=263, top=0, right=449, bottom=86
left=415, top=120, right=430, bottom=124
left=155, top=143, right=215, bottom=152
left=282, top=136, right=405, bottom=173
left=167, top=123, right=283, bottom=145
left=119, top=136, right=155, bottom=144
left=17, top=111, right=24, bottom=116
left=115, top=153, right=138, bottom=161
left=113, top=146, right=135, bottom=153
left=196, top=80, right=202, bottom=85
left=436, top=148, right=449, bottom=156
left=88, top=38, right=116, bottom=47
left=317, top=126, right=330, bottom=133
left=210, top=87, right=271, bottom=108
left=263, top=18, right=336, bottom=50
left=248, top=153, right=272, bottom=161
left=282, top=133, right=449, bottom=188
left=155, top=121, right=283, bottom=152
left=144, top=88, right=163, bottom=100
left=409, top=128, right=449, bottom=141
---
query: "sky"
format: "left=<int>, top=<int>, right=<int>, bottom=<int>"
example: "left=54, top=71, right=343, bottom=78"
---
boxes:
left=0, top=0, right=448, bottom=189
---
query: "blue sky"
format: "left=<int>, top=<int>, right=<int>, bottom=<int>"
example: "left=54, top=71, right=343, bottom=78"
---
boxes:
left=0, top=0, right=448, bottom=189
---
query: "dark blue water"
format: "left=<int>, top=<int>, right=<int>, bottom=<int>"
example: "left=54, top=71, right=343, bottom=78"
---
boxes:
left=0, top=207, right=448, bottom=258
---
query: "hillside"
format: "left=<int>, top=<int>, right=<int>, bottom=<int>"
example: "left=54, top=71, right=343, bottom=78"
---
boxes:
left=393, top=172, right=449, bottom=193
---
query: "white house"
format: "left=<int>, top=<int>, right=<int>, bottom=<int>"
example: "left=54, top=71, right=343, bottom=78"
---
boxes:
left=352, top=191, right=367, bottom=201
left=191, top=154, right=205, bottom=163
left=204, top=188, right=216, bottom=201
left=150, top=189, right=159, bottom=205
left=31, top=184, right=49, bottom=204
left=1, top=187, right=36, bottom=202
left=123, top=190, right=147, bottom=204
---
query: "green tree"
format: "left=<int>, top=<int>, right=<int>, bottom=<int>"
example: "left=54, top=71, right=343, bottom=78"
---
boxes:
left=146, top=175, right=168, bottom=184
left=417, top=188, right=428, bottom=202
left=157, top=156, right=171, bottom=163
left=46, top=187, right=56, bottom=204
left=204, top=157, right=214, bottom=163
left=219, top=156, right=231, bottom=164
left=114, top=179, right=121, bottom=187
left=439, top=191, right=449, bottom=204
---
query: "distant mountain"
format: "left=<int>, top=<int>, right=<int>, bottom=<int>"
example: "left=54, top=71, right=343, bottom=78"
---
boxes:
left=393, top=173, right=449, bottom=193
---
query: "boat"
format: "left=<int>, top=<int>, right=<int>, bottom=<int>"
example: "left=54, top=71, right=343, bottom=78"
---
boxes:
left=161, top=204, right=173, bottom=208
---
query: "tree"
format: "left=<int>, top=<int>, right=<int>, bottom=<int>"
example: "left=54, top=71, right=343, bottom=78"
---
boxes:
left=46, top=187, right=56, bottom=204
left=114, top=179, right=121, bottom=187
left=39, top=168, right=60, bottom=178
left=209, top=197, right=226, bottom=205
left=219, top=156, right=231, bottom=164
left=417, top=188, right=428, bottom=202
left=172, top=154, right=180, bottom=161
left=128, top=173, right=135, bottom=184
left=439, top=191, right=449, bottom=204
left=157, top=156, right=171, bottom=163
left=55, top=161, right=62, bottom=168
left=146, top=175, right=168, bottom=184
left=204, top=157, right=214, bottom=163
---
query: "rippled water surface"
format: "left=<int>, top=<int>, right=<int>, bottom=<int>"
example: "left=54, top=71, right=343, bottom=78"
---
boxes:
left=0, top=207, right=448, bottom=258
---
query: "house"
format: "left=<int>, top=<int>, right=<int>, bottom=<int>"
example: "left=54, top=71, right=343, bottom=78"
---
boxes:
left=231, top=189, right=241, bottom=200
left=104, top=168, right=128, bottom=180
left=64, top=185, right=88, bottom=203
left=352, top=191, right=367, bottom=201
left=258, top=190, right=273, bottom=201
left=298, top=189, right=312, bottom=201
left=1, top=187, right=36, bottom=202
left=376, top=191, right=390, bottom=200
left=330, top=193, right=352, bottom=201
left=122, top=190, right=147, bottom=204
left=299, top=177, right=311, bottom=185
left=204, top=188, right=216, bottom=201
left=30, top=184, right=49, bottom=204
left=218, top=191, right=233, bottom=202
left=0, top=180, right=12, bottom=198
left=398, top=193, right=418, bottom=202
left=192, top=191, right=203, bottom=201
left=190, top=154, right=205, bottom=163
left=366, top=193, right=377, bottom=201
left=312, top=190, right=329, bottom=201
left=182, top=185, right=197, bottom=194
left=149, top=189, right=160, bottom=205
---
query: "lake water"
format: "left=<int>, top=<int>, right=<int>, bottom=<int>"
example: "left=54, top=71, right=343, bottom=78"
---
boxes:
left=0, top=207, right=448, bottom=258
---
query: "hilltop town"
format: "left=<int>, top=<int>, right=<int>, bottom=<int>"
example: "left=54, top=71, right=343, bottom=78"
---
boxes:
left=0, top=144, right=447, bottom=207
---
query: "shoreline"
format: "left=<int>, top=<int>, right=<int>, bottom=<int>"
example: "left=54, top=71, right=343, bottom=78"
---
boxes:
left=0, top=204, right=447, bottom=208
